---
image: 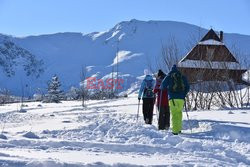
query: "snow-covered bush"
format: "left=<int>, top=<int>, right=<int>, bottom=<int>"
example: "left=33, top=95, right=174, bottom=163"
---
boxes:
left=0, top=89, right=13, bottom=105
left=33, top=93, right=43, bottom=101
left=89, top=89, right=115, bottom=100
left=65, top=86, right=81, bottom=100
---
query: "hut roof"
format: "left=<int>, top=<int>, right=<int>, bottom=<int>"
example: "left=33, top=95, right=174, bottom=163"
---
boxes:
left=179, top=29, right=240, bottom=67
left=177, top=29, right=248, bottom=84
left=200, top=29, right=221, bottom=42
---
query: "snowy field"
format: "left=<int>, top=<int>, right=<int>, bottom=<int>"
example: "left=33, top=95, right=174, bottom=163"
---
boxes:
left=0, top=94, right=249, bottom=166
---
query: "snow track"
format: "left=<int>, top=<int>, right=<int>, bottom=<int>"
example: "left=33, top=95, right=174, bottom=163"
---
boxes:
left=0, top=95, right=249, bottom=166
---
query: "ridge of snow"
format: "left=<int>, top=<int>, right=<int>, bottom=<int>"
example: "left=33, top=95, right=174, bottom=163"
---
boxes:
left=110, top=50, right=143, bottom=66
left=178, top=59, right=245, bottom=70
left=106, top=30, right=121, bottom=41
left=90, top=31, right=107, bottom=40
left=199, top=39, right=224, bottom=45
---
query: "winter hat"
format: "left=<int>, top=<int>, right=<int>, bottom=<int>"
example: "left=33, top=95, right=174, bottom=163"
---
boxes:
left=157, top=69, right=165, bottom=77
left=144, top=69, right=150, bottom=75
left=171, top=64, right=177, bottom=71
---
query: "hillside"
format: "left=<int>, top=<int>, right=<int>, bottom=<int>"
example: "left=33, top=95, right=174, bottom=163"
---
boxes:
left=1, top=19, right=250, bottom=95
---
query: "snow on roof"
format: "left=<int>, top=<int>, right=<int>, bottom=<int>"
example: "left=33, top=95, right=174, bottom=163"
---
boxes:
left=242, top=70, right=250, bottom=82
left=198, top=39, right=224, bottom=45
left=178, top=59, right=245, bottom=70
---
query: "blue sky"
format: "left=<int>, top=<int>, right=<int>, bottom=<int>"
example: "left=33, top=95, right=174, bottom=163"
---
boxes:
left=0, top=0, right=250, bottom=37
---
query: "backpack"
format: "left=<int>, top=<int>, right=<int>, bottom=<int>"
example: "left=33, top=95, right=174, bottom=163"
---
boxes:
left=143, top=79, right=154, bottom=98
left=170, top=72, right=185, bottom=93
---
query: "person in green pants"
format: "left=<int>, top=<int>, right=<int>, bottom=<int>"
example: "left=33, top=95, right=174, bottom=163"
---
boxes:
left=160, top=65, right=189, bottom=135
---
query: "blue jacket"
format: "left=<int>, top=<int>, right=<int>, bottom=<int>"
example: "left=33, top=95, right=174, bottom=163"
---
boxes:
left=160, top=66, right=190, bottom=100
left=138, top=75, right=155, bottom=99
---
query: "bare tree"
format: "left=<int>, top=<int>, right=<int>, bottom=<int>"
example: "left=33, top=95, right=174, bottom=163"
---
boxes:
left=153, top=31, right=250, bottom=111
left=160, top=36, right=180, bottom=72
left=80, top=66, right=87, bottom=107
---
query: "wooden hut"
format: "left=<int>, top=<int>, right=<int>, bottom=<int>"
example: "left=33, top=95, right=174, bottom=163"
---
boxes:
left=178, top=29, right=247, bottom=84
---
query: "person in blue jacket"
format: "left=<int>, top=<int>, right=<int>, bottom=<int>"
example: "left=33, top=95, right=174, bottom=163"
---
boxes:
left=161, top=65, right=190, bottom=135
left=138, top=69, right=155, bottom=124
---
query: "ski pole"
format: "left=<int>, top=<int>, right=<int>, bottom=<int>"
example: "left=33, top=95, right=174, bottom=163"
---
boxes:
left=184, top=100, right=192, bottom=133
left=136, top=99, right=140, bottom=122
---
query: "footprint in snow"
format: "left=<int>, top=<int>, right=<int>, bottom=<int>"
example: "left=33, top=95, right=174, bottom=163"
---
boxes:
left=19, top=109, right=27, bottom=113
left=62, top=120, right=71, bottom=123
left=0, top=134, right=7, bottom=140
left=23, top=131, right=40, bottom=139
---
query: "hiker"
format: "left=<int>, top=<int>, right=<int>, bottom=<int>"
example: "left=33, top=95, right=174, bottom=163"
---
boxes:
left=138, top=69, right=155, bottom=124
left=154, top=69, right=170, bottom=130
left=161, top=65, right=190, bottom=135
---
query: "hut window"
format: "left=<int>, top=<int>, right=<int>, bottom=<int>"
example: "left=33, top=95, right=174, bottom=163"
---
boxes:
left=206, top=48, right=215, bottom=60
left=196, top=70, right=204, bottom=81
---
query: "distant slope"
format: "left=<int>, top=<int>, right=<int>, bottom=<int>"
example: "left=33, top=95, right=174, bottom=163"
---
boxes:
left=1, top=19, right=250, bottom=95
left=0, top=36, right=44, bottom=95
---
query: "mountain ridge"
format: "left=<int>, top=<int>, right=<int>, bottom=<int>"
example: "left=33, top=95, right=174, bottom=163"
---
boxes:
left=1, top=19, right=250, bottom=96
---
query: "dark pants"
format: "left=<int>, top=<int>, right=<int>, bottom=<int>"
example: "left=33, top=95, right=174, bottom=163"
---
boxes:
left=142, top=98, right=154, bottom=124
left=158, top=105, right=170, bottom=130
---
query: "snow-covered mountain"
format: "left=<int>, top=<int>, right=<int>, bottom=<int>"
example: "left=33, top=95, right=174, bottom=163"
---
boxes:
left=0, top=37, right=44, bottom=77
left=1, top=19, right=250, bottom=96
left=0, top=36, right=44, bottom=94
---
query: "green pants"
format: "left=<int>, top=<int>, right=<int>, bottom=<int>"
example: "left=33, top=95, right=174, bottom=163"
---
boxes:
left=169, top=99, right=184, bottom=134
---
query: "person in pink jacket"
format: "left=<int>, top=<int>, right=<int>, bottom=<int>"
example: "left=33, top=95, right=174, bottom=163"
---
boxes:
left=154, top=70, right=170, bottom=130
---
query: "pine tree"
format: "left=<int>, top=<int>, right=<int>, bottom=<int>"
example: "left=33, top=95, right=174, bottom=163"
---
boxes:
left=46, top=75, right=63, bottom=103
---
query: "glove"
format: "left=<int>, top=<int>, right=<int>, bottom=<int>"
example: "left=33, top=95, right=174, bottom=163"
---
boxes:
left=138, top=97, right=141, bottom=101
